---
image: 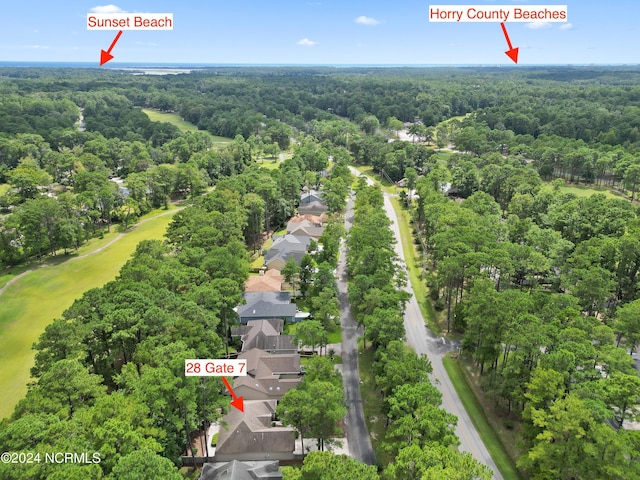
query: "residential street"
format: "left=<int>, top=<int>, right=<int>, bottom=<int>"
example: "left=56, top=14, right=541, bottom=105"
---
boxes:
left=337, top=191, right=376, bottom=465
left=351, top=167, right=503, bottom=479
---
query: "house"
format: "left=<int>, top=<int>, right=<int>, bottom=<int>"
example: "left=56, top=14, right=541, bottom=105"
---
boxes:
left=233, top=347, right=303, bottom=401
left=199, top=460, right=283, bottom=480
left=285, top=214, right=327, bottom=239
left=237, top=292, right=297, bottom=324
left=264, top=235, right=312, bottom=271
left=214, top=400, right=296, bottom=462
left=244, top=270, right=284, bottom=293
left=297, top=200, right=328, bottom=216
left=300, top=189, right=323, bottom=205
left=231, top=319, right=297, bottom=354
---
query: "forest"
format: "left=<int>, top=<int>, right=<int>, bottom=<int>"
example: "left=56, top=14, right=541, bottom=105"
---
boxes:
left=0, top=65, right=639, bottom=479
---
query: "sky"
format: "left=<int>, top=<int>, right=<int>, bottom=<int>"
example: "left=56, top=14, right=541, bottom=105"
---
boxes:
left=1, top=1, right=638, bottom=65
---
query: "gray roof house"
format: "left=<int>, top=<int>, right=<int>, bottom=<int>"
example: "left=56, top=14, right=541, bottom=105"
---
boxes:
left=199, top=460, right=283, bottom=480
left=297, top=200, right=328, bottom=216
left=286, top=215, right=325, bottom=239
left=264, top=235, right=312, bottom=271
left=214, top=400, right=296, bottom=462
left=237, top=292, right=297, bottom=324
left=233, top=348, right=303, bottom=401
left=300, top=190, right=323, bottom=205
left=231, top=319, right=297, bottom=354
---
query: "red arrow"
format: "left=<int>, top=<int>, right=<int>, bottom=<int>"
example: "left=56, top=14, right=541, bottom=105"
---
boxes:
left=221, top=377, right=244, bottom=413
left=99, top=30, right=123, bottom=66
left=500, top=23, right=519, bottom=64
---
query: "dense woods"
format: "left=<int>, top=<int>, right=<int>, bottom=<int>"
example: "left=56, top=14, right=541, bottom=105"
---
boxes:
left=1, top=65, right=640, bottom=478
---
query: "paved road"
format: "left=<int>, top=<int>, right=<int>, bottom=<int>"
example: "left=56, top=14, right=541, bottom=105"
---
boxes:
left=338, top=191, right=376, bottom=465
left=351, top=167, right=502, bottom=479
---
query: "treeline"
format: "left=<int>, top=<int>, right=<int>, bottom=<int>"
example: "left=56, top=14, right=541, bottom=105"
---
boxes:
left=0, top=124, right=287, bottom=266
left=0, top=186, right=252, bottom=479
left=347, top=181, right=492, bottom=479
left=451, top=121, right=640, bottom=196
left=411, top=155, right=640, bottom=477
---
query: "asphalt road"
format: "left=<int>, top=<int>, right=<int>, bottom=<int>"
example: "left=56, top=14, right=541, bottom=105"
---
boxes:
left=351, top=167, right=502, bottom=479
left=337, top=191, right=376, bottom=465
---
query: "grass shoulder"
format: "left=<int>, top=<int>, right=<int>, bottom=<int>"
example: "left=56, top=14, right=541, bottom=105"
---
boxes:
left=388, top=197, right=440, bottom=335
left=442, top=354, right=522, bottom=480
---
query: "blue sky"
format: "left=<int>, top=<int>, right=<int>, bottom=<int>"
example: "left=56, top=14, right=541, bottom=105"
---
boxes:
left=1, top=1, right=638, bottom=65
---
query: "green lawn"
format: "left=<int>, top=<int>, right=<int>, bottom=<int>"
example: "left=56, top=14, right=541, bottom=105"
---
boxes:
left=326, top=328, right=342, bottom=344
left=256, top=158, right=281, bottom=170
left=141, top=108, right=231, bottom=143
left=249, top=236, right=273, bottom=269
left=0, top=210, right=178, bottom=419
left=442, top=355, right=521, bottom=480
left=286, top=323, right=341, bottom=343
left=540, top=181, right=625, bottom=200
left=353, top=165, right=398, bottom=194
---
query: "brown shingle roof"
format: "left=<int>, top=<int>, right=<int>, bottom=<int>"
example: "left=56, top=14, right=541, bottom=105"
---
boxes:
left=215, top=400, right=295, bottom=456
left=244, top=274, right=283, bottom=293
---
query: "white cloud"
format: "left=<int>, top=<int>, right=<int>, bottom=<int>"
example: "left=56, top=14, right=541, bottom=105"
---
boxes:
left=297, top=38, right=318, bottom=47
left=525, top=22, right=552, bottom=30
left=90, top=5, right=126, bottom=13
left=355, top=16, right=380, bottom=26
left=559, top=23, right=573, bottom=31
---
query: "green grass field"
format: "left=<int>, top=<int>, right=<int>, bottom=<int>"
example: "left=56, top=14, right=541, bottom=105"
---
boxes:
left=443, top=355, right=521, bottom=480
left=256, top=158, right=281, bottom=170
left=540, top=181, right=625, bottom=200
left=0, top=210, right=178, bottom=419
left=141, top=108, right=231, bottom=143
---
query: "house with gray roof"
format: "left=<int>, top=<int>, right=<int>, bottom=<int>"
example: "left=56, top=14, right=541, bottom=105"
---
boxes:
left=237, top=292, right=297, bottom=324
left=297, top=200, right=328, bottom=216
left=264, top=235, right=312, bottom=271
left=199, top=460, right=283, bottom=480
left=233, top=348, right=303, bottom=401
left=231, top=319, right=297, bottom=354
left=300, top=189, right=323, bottom=205
left=214, top=400, right=296, bottom=462
left=286, top=214, right=326, bottom=239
